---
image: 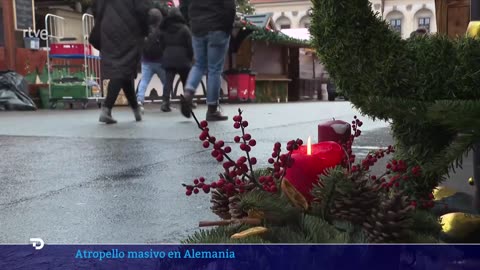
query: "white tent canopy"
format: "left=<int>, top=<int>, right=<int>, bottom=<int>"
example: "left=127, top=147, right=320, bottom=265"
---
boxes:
left=280, top=28, right=311, bottom=41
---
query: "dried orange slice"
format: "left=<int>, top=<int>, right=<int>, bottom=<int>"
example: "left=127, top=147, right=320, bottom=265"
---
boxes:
left=281, top=178, right=309, bottom=210
left=230, top=226, right=268, bottom=239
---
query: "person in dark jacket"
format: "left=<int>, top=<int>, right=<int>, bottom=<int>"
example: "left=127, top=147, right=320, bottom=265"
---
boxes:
left=92, top=0, right=151, bottom=124
left=159, top=7, right=193, bottom=112
left=180, top=0, right=235, bottom=121
left=136, top=7, right=167, bottom=114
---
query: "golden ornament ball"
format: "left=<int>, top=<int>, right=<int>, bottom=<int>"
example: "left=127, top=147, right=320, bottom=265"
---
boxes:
left=469, top=177, right=474, bottom=186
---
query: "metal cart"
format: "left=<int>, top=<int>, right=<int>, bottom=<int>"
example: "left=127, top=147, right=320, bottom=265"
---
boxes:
left=45, top=13, right=103, bottom=109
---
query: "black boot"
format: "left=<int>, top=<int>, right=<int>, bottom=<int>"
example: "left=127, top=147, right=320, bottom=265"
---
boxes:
left=99, top=106, right=117, bottom=124
left=180, top=91, right=194, bottom=118
left=161, top=98, right=171, bottom=112
left=132, top=107, right=142, bottom=122
left=206, top=105, right=228, bottom=121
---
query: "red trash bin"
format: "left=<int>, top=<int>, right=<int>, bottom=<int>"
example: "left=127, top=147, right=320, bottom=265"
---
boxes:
left=225, top=69, right=250, bottom=102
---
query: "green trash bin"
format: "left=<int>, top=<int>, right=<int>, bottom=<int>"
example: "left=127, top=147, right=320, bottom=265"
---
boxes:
left=39, top=87, right=64, bottom=109
left=39, top=87, right=49, bottom=109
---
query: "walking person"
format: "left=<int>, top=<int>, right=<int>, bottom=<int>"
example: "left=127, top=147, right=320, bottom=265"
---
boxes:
left=180, top=0, right=235, bottom=121
left=91, top=0, right=151, bottom=124
left=159, top=7, right=193, bottom=112
left=136, top=7, right=168, bottom=114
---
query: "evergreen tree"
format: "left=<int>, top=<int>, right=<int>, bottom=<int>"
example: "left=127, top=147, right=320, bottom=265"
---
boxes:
left=237, top=0, right=255, bottom=15
left=309, top=0, right=480, bottom=202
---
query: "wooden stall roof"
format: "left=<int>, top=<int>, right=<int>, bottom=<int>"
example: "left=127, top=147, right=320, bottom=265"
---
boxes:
left=244, top=13, right=277, bottom=30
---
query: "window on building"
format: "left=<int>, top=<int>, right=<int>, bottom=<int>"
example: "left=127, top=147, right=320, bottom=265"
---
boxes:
left=389, top=19, right=402, bottom=34
left=276, top=16, right=291, bottom=30
left=418, top=17, right=430, bottom=32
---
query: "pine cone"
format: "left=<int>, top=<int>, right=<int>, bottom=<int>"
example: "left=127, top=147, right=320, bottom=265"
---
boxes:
left=228, top=194, right=247, bottom=219
left=362, top=193, right=414, bottom=243
left=330, top=177, right=380, bottom=224
left=210, top=189, right=231, bottom=220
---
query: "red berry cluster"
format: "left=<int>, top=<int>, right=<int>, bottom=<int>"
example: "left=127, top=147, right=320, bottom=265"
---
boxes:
left=184, top=176, right=249, bottom=197
left=359, top=146, right=395, bottom=171
left=374, top=160, right=425, bottom=193
left=385, top=159, right=407, bottom=173
left=380, top=175, right=402, bottom=189
left=233, top=115, right=248, bottom=130
left=352, top=116, right=363, bottom=136
left=185, top=177, right=211, bottom=196
left=411, top=165, right=422, bottom=177
left=341, top=116, right=364, bottom=168
left=232, top=112, right=257, bottom=173
left=262, top=139, right=302, bottom=192
left=199, top=120, right=230, bottom=163
left=183, top=108, right=303, bottom=199
left=411, top=193, right=435, bottom=209
left=259, top=175, right=277, bottom=193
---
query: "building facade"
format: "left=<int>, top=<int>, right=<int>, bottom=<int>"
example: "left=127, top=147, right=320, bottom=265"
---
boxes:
left=251, top=0, right=437, bottom=39
left=251, top=0, right=312, bottom=29
left=371, top=0, right=437, bottom=38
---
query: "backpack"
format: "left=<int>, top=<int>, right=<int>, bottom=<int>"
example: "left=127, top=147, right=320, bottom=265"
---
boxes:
left=143, top=27, right=164, bottom=60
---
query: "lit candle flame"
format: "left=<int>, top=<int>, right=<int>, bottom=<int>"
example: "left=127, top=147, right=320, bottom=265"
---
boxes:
left=307, top=136, right=311, bottom=155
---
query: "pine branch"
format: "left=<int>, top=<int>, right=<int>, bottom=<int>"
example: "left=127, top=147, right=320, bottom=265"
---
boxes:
left=409, top=210, right=442, bottom=239
left=302, top=215, right=349, bottom=243
left=427, top=99, right=480, bottom=136
left=312, top=166, right=351, bottom=220
left=238, top=189, right=302, bottom=226
left=421, top=134, right=474, bottom=181
left=265, top=226, right=311, bottom=243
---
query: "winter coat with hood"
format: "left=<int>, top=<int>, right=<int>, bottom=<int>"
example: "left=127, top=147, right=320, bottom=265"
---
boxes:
left=159, top=8, right=193, bottom=70
left=142, top=8, right=166, bottom=63
left=92, top=0, right=151, bottom=80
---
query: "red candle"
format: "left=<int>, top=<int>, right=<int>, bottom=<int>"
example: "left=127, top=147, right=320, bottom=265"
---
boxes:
left=318, top=120, right=351, bottom=144
left=284, top=138, right=344, bottom=202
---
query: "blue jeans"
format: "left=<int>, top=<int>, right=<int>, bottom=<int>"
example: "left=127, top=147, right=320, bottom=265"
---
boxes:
left=137, top=61, right=166, bottom=103
left=185, top=31, right=230, bottom=105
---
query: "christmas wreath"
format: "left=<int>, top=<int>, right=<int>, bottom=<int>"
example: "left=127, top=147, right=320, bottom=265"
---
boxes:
left=181, top=110, right=441, bottom=243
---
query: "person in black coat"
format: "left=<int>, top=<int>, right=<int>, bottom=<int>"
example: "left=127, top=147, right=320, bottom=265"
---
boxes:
left=159, top=7, right=193, bottom=112
left=92, top=0, right=151, bottom=124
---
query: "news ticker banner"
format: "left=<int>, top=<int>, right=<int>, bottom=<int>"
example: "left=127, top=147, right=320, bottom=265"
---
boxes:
left=1, top=243, right=480, bottom=269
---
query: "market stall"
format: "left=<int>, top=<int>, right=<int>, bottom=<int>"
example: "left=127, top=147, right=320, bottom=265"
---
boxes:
left=228, top=13, right=312, bottom=103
